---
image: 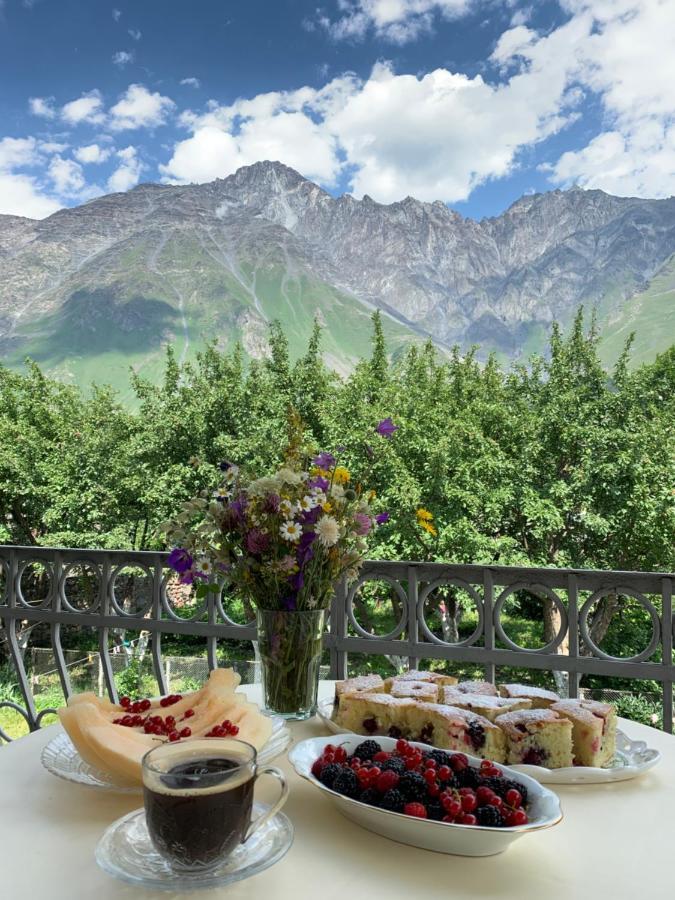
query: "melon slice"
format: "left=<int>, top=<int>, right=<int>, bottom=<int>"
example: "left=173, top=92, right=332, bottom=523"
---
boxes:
left=58, top=668, right=271, bottom=786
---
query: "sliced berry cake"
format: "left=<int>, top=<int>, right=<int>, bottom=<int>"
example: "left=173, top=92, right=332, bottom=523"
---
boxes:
left=550, top=699, right=617, bottom=767
left=495, top=708, right=573, bottom=768
left=452, top=680, right=499, bottom=696
left=406, top=702, right=506, bottom=761
left=334, top=693, right=416, bottom=737
left=385, top=670, right=458, bottom=688
left=333, top=675, right=385, bottom=714
left=441, top=689, right=532, bottom=721
left=498, top=683, right=560, bottom=709
left=388, top=681, right=440, bottom=703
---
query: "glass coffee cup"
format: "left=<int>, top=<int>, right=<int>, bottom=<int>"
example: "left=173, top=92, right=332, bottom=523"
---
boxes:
left=141, top=737, right=288, bottom=872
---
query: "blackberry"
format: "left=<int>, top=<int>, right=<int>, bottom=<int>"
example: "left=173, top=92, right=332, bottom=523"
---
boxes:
left=380, top=789, right=405, bottom=813
left=476, top=806, right=504, bottom=828
left=318, top=763, right=343, bottom=789
left=426, top=801, right=445, bottom=822
left=358, top=788, right=380, bottom=807
left=398, top=772, right=428, bottom=802
left=352, top=740, right=381, bottom=761
left=333, top=769, right=360, bottom=799
left=478, top=776, right=505, bottom=795
left=427, top=749, right=452, bottom=767
left=455, top=766, right=481, bottom=789
left=381, top=757, right=406, bottom=775
left=501, top=779, right=528, bottom=806
left=467, top=722, right=486, bottom=750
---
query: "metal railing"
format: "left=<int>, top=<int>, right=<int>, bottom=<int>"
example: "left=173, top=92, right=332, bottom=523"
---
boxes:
left=1, top=545, right=673, bottom=739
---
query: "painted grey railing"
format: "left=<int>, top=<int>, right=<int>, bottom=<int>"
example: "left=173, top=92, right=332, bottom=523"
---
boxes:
left=0, top=545, right=673, bottom=739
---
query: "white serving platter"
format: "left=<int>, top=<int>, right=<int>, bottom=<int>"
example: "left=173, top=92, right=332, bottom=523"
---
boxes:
left=316, top=698, right=661, bottom=785
left=289, top=733, right=562, bottom=857
left=41, top=716, right=291, bottom=793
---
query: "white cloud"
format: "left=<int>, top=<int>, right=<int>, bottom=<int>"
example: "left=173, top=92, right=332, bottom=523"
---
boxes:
left=29, top=96, right=56, bottom=119
left=48, top=156, right=86, bottom=195
left=74, top=143, right=112, bottom=164
left=180, top=77, right=201, bottom=88
left=109, top=84, right=175, bottom=130
left=319, top=0, right=473, bottom=44
left=107, top=146, right=143, bottom=191
left=497, top=0, right=675, bottom=198
left=112, top=7, right=121, bottom=20
left=61, top=90, right=105, bottom=125
left=39, top=141, right=69, bottom=153
left=112, top=50, right=134, bottom=67
left=128, top=28, right=141, bottom=40
left=0, top=137, right=60, bottom=218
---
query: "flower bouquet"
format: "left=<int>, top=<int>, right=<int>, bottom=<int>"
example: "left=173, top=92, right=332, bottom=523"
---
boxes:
left=163, top=415, right=396, bottom=718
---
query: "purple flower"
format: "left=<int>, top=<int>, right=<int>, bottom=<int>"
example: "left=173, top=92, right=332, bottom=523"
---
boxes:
left=308, top=475, right=329, bottom=493
left=297, top=530, right=317, bottom=565
left=300, top=505, right=322, bottom=526
left=246, top=528, right=270, bottom=555
left=312, top=451, right=335, bottom=469
left=353, top=512, right=372, bottom=535
left=288, top=571, right=305, bottom=592
left=179, top=570, right=195, bottom=585
left=375, top=417, right=398, bottom=439
left=262, top=493, right=281, bottom=514
left=282, top=595, right=297, bottom=611
left=168, top=547, right=193, bottom=574
left=375, top=512, right=390, bottom=525
left=230, top=495, right=248, bottom=523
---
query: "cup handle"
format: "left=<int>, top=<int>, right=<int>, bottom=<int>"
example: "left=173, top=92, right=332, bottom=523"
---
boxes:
left=244, top=766, right=289, bottom=843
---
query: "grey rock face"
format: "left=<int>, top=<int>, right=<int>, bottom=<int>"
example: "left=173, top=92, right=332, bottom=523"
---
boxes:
left=1, top=160, right=675, bottom=364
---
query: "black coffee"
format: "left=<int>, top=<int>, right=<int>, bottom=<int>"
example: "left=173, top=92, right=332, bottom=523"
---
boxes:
left=143, top=756, right=254, bottom=869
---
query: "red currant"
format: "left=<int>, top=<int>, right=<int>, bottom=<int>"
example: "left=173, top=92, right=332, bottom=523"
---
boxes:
left=509, top=809, right=528, bottom=826
left=505, top=789, right=522, bottom=808
left=423, top=769, right=436, bottom=784
left=427, top=782, right=440, bottom=797
left=168, top=731, right=180, bottom=742
left=334, top=747, right=348, bottom=764
left=311, top=760, right=324, bottom=778
left=180, top=727, right=191, bottom=738
left=461, top=793, right=477, bottom=813
left=476, top=786, right=495, bottom=805
left=458, top=813, right=477, bottom=826
left=183, top=708, right=194, bottom=719
left=119, top=696, right=131, bottom=709
left=437, top=765, right=451, bottom=781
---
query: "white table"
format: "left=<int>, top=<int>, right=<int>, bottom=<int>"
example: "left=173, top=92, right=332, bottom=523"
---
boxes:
left=0, top=681, right=670, bottom=899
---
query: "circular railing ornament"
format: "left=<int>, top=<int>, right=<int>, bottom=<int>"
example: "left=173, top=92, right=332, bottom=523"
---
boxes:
left=110, top=564, right=154, bottom=617
left=16, top=559, right=54, bottom=609
left=60, top=560, right=103, bottom=614
left=579, top=586, right=661, bottom=662
left=347, top=573, right=408, bottom=641
left=417, top=578, right=484, bottom=646
left=494, top=582, right=568, bottom=653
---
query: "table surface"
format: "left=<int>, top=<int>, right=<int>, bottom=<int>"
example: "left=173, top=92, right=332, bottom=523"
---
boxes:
left=0, top=681, right=669, bottom=899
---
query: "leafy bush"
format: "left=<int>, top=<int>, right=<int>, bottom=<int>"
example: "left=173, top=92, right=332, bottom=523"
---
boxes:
left=613, top=694, right=663, bottom=728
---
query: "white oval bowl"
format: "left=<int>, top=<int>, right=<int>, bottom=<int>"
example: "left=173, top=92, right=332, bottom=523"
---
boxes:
left=288, top=734, right=563, bottom=857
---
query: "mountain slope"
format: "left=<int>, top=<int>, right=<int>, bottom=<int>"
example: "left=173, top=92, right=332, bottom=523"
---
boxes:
left=1, top=161, right=674, bottom=398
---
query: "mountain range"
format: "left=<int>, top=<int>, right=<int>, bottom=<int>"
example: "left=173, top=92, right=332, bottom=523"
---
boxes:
left=1, top=160, right=674, bottom=400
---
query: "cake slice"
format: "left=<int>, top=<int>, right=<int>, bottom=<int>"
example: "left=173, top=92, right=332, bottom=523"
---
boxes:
left=386, top=670, right=458, bottom=688
left=333, top=674, right=385, bottom=715
left=495, top=708, right=573, bottom=768
left=405, top=702, right=506, bottom=762
left=453, top=680, right=498, bottom=696
left=442, top=689, right=532, bottom=722
left=334, top=692, right=416, bottom=737
left=389, top=681, right=439, bottom=702
left=498, top=683, right=560, bottom=709
left=550, top=699, right=617, bottom=767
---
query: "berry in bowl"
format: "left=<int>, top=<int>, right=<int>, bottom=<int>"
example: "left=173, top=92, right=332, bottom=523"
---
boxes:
left=288, top=735, right=562, bottom=856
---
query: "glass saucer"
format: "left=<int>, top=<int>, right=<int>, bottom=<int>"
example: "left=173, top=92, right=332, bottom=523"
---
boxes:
left=95, top=802, right=293, bottom=891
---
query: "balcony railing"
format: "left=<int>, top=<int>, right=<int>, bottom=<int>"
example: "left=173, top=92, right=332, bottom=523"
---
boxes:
left=1, top=544, right=673, bottom=739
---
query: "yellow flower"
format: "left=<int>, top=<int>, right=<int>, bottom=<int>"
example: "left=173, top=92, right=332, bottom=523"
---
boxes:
left=418, top=520, right=438, bottom=537
left=311, top=467, right=331, bottom=478
left=333, top=466, right=350, bottom=484
left=416, top=507, right=434, bottom=522
left=367, top=490, right=377, bottom=501
left=322, top=501, right=333, bottom=513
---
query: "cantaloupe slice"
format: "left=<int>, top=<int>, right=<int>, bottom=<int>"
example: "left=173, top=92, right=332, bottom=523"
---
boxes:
left=58, top=668, right=271, bottom=786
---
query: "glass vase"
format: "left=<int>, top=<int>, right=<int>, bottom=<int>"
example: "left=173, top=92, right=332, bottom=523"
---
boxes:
left=256, top=607, right=326, bottom=720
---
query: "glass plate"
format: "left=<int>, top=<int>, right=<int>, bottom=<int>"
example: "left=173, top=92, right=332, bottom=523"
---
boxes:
left=316, top=698, right=661, bottom=784
left=95, top=802, right=293, bottom=891
left=41, top=716, right=291, bottom=793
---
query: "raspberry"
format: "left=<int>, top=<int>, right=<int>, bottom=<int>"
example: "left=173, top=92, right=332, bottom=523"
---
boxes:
left=358, top=788, right=380, bottom=807
left=373, top=751, right=390, bottom=763
left=476, top=805, right=504, bottom=827
left=376, top=770, right=400, bottom=793
left=318, top=763, right=343, bottom=789
left=379, top=789, right=405, bottom=812
left=311, top=760, right=324, bottom=778
left=352, top=740, right=381, bottom=761
left=398, top=772, right=427, bottom=801
left=381, top=757, right=406, bottom=775
left=404, top=802, right=427, bottom=819
left=333, top=770, right=360, bottom=799
left=449, top=752, right=469, bottom=770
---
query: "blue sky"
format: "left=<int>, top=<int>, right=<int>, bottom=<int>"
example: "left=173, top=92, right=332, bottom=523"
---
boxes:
left=0, top=0, right=673, bottom=220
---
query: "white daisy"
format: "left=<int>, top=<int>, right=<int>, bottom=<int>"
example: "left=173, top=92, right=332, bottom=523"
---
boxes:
left=297, top=494, right=318, bottom=512
left=330, top=483, right=345, bottom=500
left=280, top=520, right=302, bottom=543
left=316, top=515, right=339, bottom=547
left=195, top=559, right=213, bottom=576
left=279, top=499, right=294, bottom=518
left=213, top=486, right=230, bottom=500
